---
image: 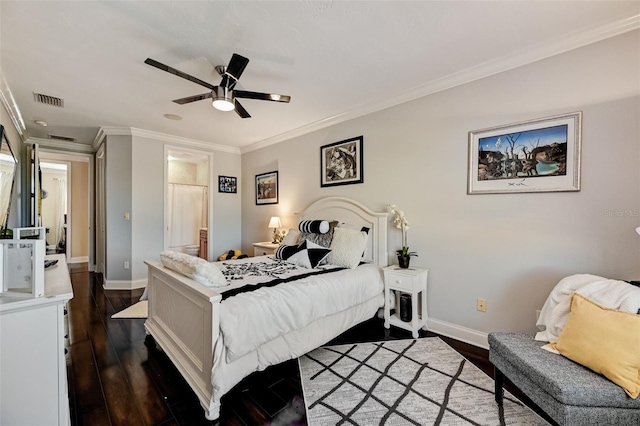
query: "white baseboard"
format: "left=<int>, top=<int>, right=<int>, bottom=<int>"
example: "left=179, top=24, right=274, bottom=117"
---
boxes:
left=103, top=278, right=147, bottom=290
left=427, top=317, right=489, bottom=350
left=69, top=256, right=89, bottom=264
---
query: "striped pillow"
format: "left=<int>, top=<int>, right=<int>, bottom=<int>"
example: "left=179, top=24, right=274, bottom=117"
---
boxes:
left=298, top=220, right=330, bottom=234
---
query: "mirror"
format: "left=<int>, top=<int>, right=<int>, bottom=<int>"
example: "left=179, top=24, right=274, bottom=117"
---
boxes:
left=0, top=124, right=18, bottom=236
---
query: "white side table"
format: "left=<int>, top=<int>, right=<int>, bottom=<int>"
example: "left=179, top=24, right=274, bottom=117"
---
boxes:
left=383, top=266, right=428, bottom=338
left=252, top=241, right=279, bottom=257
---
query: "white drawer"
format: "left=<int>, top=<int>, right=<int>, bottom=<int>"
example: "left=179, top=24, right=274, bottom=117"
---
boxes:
left=254, top=247, right=272, bottom=256
left=384, top=271, right=419, bottom=292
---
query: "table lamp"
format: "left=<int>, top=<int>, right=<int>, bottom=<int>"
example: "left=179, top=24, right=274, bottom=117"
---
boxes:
left=268, top=216, right=282, bottom=243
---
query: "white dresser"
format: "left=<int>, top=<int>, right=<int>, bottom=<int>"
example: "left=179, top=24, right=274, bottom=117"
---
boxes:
left=0, top=254, right=73, bottom=425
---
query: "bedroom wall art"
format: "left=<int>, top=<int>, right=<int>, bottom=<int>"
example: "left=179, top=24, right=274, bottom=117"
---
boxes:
left=255, top=171, right=278, bottom=205
left=467, top=112, right=582, bottom=194
left=218, top=175, right=237, bottom=193
left=320, top=136, right=364, bottom=187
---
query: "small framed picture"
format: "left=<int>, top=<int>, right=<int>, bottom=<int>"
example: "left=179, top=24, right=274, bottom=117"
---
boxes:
left=255, top=171, right=278, bottom=205
left=468, top=112, right=582, bottom=194
left=218, top=175, right=237, bottom=193
left=320, top=136, right=364, bottom=187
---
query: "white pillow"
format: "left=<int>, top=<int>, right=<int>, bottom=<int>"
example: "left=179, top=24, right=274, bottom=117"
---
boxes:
left=160, top=251, right=228, bottom=288
left=282, top=229, right=300, bottom=246
left=328, top=227, right=368, bottom=269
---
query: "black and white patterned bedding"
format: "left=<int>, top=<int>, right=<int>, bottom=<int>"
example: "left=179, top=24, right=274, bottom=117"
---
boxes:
left=215, top=255, right=384, bottom=363
left=218, top=258, right=344, bottom=301
left=215, top=255, right=341, bottom=296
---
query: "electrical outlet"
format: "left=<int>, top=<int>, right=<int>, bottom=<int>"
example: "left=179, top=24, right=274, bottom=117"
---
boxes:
left=124, top=261, right=130, bottom=270
left=477, top=298, right=487, bottom=312
left=124, top=212, right=130, bottom=220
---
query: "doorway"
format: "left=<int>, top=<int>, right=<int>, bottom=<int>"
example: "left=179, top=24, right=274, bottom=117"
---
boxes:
left=39, top=160, right=68, bottom=255
left=164, top=147, right=212, bottom=260
left=39, top=149, right=92, bottom=266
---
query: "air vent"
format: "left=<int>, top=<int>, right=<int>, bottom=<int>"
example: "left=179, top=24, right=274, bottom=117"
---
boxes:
left=48, top=134, right=76, bottom=142
left=33, top=92, right=64, bottom=108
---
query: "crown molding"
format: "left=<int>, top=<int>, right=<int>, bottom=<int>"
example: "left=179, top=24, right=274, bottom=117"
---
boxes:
left=25, top=136, right=95, bottom=154
left=0, top=67, right=26, bottom=140
left=242, top=14, right=640, bottom=153
left=95, top=126, right=241, bottom=154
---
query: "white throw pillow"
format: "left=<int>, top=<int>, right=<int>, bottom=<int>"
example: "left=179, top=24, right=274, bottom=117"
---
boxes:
left=282, top=229, right=300, bottom=246
left=328, top=227, right=368, bottom=269
left=160, top=251, right=228, bottom=288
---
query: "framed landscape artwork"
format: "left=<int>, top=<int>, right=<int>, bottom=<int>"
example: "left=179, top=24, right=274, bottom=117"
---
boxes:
left=255, top=171, right=278, bottom=205
left=320, top=136, right=363, bottom=187
left=467, top=112, right=582, bottom=194
left=218, top=175, right=237, bottom=193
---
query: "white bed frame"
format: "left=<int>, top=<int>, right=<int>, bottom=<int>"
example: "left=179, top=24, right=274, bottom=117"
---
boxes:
left=144, top=197, right=388, bottom=420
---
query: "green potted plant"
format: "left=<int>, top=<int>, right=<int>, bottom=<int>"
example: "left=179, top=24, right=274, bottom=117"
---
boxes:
left=386, top=204, right=417, bottom=268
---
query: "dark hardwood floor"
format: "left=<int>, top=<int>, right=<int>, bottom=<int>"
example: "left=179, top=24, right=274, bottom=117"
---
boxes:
left=66, top=263, right=555, bottom=426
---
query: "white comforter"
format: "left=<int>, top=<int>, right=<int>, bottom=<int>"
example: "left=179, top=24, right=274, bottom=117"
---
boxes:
left=535, top=274, right=640, bottom=343
left=217, top=258, right=384, bottom=362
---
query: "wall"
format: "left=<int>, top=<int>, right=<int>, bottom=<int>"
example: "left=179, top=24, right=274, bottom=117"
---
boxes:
left=168, top=158, right=208, bottom=186
left=71, top=161, right=89, bottom=260
left=104, top=135, right=133, bottom=283
left=241, top=31, right=640, bottom=345
left=101, top=130, right=242, bottom=288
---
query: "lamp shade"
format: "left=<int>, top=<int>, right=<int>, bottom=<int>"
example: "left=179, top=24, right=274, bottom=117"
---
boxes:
left=268, top=216, right=282, bottom=229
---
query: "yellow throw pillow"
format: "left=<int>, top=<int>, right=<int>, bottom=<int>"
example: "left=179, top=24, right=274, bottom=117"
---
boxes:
left=550, top=293, right=640, bottom=399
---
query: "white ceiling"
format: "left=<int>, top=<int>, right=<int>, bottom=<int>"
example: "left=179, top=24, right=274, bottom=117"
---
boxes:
left=1, top=1, right=638, bottom=152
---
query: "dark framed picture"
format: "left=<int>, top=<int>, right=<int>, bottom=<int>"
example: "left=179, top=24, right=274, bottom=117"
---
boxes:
left=255, top=171, right=278, bottom=205
left=468, top=112, right=582, bottom=194
left=218, top=175, right=237, bottom=193
left=320, top=136, right=364, bottom=187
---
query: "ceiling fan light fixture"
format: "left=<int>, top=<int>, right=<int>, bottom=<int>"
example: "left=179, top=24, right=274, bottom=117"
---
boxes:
left=212, top=98, right=235, bottom=111
left=212, top=87, right=235, bottom=111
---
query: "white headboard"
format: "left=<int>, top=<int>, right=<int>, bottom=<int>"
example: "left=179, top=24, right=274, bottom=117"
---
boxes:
left=296, top=197, right=388, bottom=267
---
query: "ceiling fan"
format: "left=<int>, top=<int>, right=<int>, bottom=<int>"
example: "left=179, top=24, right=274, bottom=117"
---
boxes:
left=144, top=53, right=291, bottom=118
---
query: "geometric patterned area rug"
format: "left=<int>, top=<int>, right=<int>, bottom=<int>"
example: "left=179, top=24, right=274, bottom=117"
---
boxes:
left=111, top=300, right=148, bottom=319
left=299, top=337, right=549, bottom=426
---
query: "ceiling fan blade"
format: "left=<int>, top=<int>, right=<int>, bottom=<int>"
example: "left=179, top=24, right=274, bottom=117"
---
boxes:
left=145, top=58, right=216, bottom=91
left=220, top=53, right=249, bottom=89
left=234, top=100, right=251, bottom=118
left=234, top=90, right=291, bottom=103
left=172, top=92, right=214, bottom=105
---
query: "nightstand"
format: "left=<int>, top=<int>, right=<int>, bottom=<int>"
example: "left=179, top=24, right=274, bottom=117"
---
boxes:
left=252, top=242, right=279, bottom=257
left=383, top=266, right=428, bottom=338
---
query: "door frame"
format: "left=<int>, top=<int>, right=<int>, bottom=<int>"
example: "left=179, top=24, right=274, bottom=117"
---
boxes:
left=96, top=144, right=105, bottom=274
left=39, top=147, right=95, bottom=270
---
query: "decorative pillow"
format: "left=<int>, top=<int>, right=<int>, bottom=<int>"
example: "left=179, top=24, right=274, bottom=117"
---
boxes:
left=298, top=220, right=330, bottom=234
left=327, top=227, right=368, bottom=269
left=275, top=243, right=304, bottom=260
left=550, top=293, right=640, bottom=399
left=337, top=222, right=370, bottom=234
left=282, top=229, right=300, bottom=246
left=286, top=240, right=332, bottom=269
left=336, top=222, right=370, bottom=258
left=160, top=251, right=228, bottom=288
left=297, top=220, right=339, bottom=249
